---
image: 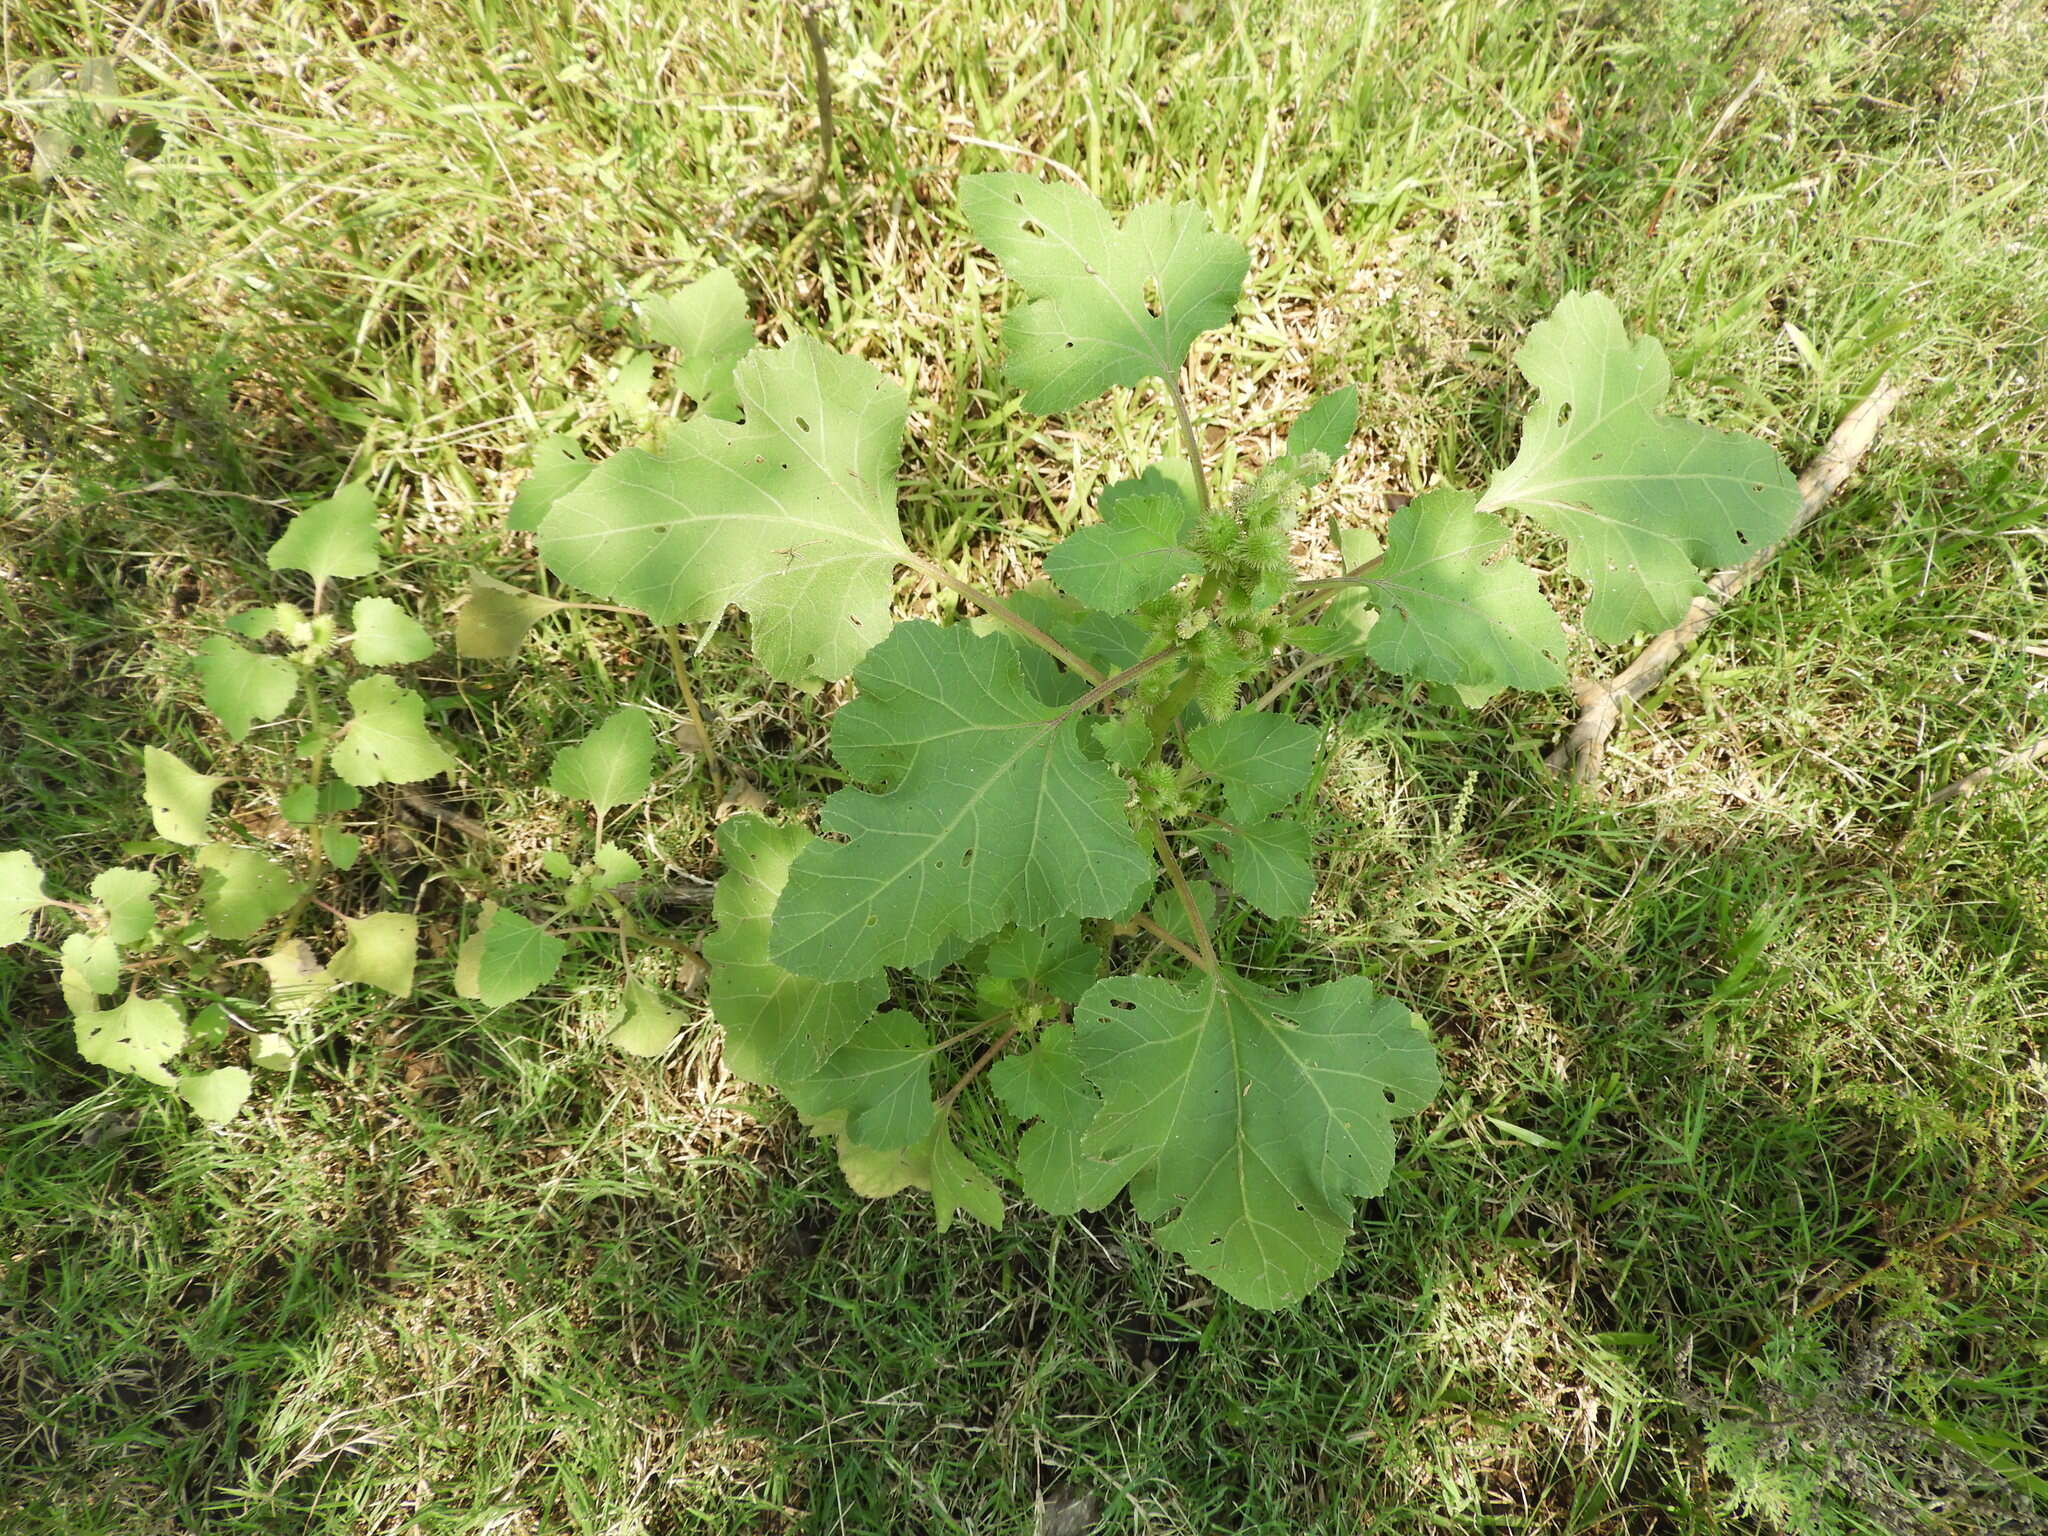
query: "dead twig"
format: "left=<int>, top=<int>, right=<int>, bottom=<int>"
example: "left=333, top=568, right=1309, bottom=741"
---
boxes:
left=1546, top=377, right=1906, bottom=785
left=1926, top=733, right=2048, bottom=806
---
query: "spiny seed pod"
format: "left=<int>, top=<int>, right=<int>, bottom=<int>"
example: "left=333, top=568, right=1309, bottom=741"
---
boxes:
left=1174, top=606, right=1212, bottom=640
left=1187, top=515, right=1235, bottom=560
left=1196, top=668, right=1239, bottom=720
left=1243, top=524, right=1291, bottom=571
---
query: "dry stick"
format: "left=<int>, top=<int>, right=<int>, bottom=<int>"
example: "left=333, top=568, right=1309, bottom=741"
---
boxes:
left=1546, top=378, right=1906, bottom=785
left=795, top=3, right=836, bottom=205
left=1927, top=733, right=2048, bottom=806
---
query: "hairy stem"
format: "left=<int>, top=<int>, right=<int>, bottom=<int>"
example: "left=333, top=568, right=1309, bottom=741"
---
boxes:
left=658, top=626, right=725, bottom=795
left=1053, top=645, right=1178, bottom=723
left=1130, top=910, right=1207, bottom=971
left=937, top=1022, right=1023, bottom=1111
left=1147, top=819, right=1218, bottom=973
left=1164, top=369, right=1210, bottom=516
left=901, top=551, right=1104, bottom=683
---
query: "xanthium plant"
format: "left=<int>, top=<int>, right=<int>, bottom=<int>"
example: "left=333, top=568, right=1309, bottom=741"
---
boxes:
left=517, top=174, right=1800, bottom=1306
left=2, top=485, right=453, bottom=1119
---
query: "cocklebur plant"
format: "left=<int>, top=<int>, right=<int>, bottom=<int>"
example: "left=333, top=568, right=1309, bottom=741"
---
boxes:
left=1, top=484, right=453, bottom=1119
left=520, top=174, right=1800, bottom=1306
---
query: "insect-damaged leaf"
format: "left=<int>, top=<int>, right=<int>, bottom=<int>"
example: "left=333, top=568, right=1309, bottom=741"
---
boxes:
left=639, top=266, right=755, bottom=421
left=76, top=991, right=185, bottom=1086
left=1479, top=291, right=1799, bottom=641
left=768, top=622, right=1153, bottom=982
left=963, top=174, right=1247, bottom=412
left=1071, top=969, right=1439, bottom=1308
left=143, top=747, right=223, bottom=846
left=0, top=850, right=49, bottom=946
left=536, top=336, right=908, bottom=685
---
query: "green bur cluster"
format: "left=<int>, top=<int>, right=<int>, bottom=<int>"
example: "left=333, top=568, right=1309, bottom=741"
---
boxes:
left=516, top=173, right=1800, bottom=1307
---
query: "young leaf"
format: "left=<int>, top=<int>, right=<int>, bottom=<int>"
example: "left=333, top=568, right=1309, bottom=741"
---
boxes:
left=1043, top=466, right=1200, bottom=613
left=279, top=781, right=361, bottom=826
left=961, top=174, right=1248, bottom=412
left=1357, top=488, right=1567, bottom=700
left=454, top=572, right=566, bottom=659
left=177, top=1066, right=252, bottom=1123
left=705, top=816, right=889, bottom=1085
left=143, top=747, right=224, bottom=846
left=536, top=336, right=909, bottom=685
left=90, top=868, right=159, bottom=945
left=1072, top=970, right=1440, bottom=1308
left=0, top=850, right=48, bottom=945
left=331, top=675, right=460, bottom=787
left=266, top=482, right=382, bottom=584
left=1293, top=525, right=1381, bottom=657
left=816, top=1113, right=931, bottom=1198
left=348, top=597, right=434, bottom=665
left=250, top=1033, right=296, bottom=1071
left=1202, top=819, right=1313, bottom=920
left=610, top=980, right=686, bottom=1057
left=929, top=1125, right=1004, bottom=1232
left=76, top=992, right=185, bottom=1086
left=61, top=931, right=122, bottom=1009
left=1478, top=291, right=1800, bottom=640
left=548, top=707, right=656, bottom=818
left=507, top=436, right=594, bottom=534
left=992, top=1024, right=1138, bottom=1215
left=1281, top=386, right=1359, bottom=479
left=1186, top=713, right=1319, bottom=821
left=455, top=905, right=565, bottom=1008
left=590, top=842, right=641, bottom=892
left=195, top=846, right=308, bottom=941
left=770, top=622, right=1154, bottom=981
left=640, top=267, right=755, bottom=421
left=193, top=634, right=299, bottom=741
left=782, top=1009, right=936, bottom=1150
left=329, top=911, right=419, bottom=998
left=984, top=918, right=1101, bottom=1004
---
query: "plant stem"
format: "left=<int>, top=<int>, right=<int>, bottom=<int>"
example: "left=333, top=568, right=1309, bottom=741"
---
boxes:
left=1130, top=911, right=1207, bottom=971
left=901, top=551, right=1104, bottom=683
left=1147, top=819, right=1218, bottom=973
left=1164, top=369, right=1210, bottom=516
left=937, top=1022, right=1023, bottom=1111
left=1053, top=645, right=1178, bottom=723
left=657, top=626, right=725, bottom=795
left=796, top=2, right=836, bottom=204
left=1250, top=653, right=1339, bottom=712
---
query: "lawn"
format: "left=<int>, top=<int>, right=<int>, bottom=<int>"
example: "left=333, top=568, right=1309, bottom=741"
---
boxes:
left=2, top=0, right=2045, bottom=1531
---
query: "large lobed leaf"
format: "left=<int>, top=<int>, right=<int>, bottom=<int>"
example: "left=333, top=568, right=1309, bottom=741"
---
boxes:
left=1479, top=291, right=1799, bottom=641
left=1068, top=970, right=1439, bottom=1308
left=963, top=174, right=1247, bottom=413
left=769, top=622, right=1153, bottom=982
left=536, top=336, right=909, bottom=685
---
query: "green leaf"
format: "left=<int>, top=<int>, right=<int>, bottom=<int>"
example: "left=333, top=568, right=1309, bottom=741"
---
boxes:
left=348, top=597, right=434, bottom=665
left=1186, top=713, right=1319, bottom=821
left=590, top=842, right=642, bottom=892
left=1479, top=291, right=1800, bottom=641
left=507, top=436, right=594, bottom=534
left=992, top=1024, right=1136, bottom=1215
left=279, top=781, right=360, bottom=826
left=1357, top=488, right=1567, bottom=701
left=178, top=1066, right=253, bottom=1122
left=962, top=174, right=1247, bottom=412
left=90, top=868, right=159, bottom=945
left=1292, top=525, right=1381, bottom=658
left=331, top=676, right=460, bottom=787
left=61, top=931, right=122, bottom=1012
left=266, top=482, right=382, bottom=584
left=783, top=1009, right=936, bottom=1150
left=329, top=911, right=418, bottom=998
left=454, top=904, right=565, bottom=1008
left=1043, top=466, right=1200, bottom=613
left=76, top=992, right=185, bottom=1086
left=195, top=846, right=308, bottom=941
left=640, top=267, right=755, bottom=420
left=1204, top=819, right=1313, bottom=919
left=143, top=747, right=223, bottom=846
left=193, top=634, right=299, bottom=741
left=250, top=1032, right=296, bottom=1071
left=0, top=850, right=48, bottom=945
left=454, top=572, right=566, bottom=659
left=770, top=622, right=1153, bottom=981
left=929, top=1125, right=1004, bottom=1232
left=1282, top=386, right=1359, bottom=479
left=610, top=980, right=686, bottom=1056
left=548, top=707, right=655, bottom=817
left=704, top=815, right=889, bottom=1086
left=984, top=918, right=1101, bottom=1004
left=536, top=336, right=909, bottom=685
left=1073, top=970, right=1440, bottom=1308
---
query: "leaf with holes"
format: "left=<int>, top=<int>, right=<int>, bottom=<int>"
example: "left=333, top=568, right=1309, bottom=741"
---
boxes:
left=1479, top=291, right=1799, bottom=640
left=769, top=622, right=1153, bottom=981
left=1045, top=466, right=1200, bottom=613
left=144, top=747, right=223, bottom=846
left=963, top=174, right=1247, bottom=412
left=0, top=850, right=48, bottom=946
left=536, top=336, right=908, bottom=685
left=76, top=992, right=186, bottom=1086
left=507, top=436, right=594, bottom=534
left=1357, top=489, right=1567, bottom=702
left=1071, top=970, right=1439, bottom=1308
left=331, top=676, right=460, bottom=787
left=640, top=266, right=754, bottom=421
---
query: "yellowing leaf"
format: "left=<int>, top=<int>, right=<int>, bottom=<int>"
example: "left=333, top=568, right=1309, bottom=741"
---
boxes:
left=454, top=572, right=565, bottom=658
left=610, top=980, right=686, bottom=1056
left=76, top=992, right=185, bottom=1086
left=535, top=336, right=909, bottom=685
left=0, top=850, right=49, bottom=945
left=177, top=1066, right=252, bottom=1122
left=329, top=911, right=418, bottom=998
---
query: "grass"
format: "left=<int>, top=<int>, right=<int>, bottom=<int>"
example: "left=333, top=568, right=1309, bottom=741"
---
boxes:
left=2, top=0, right=2046, bottom=1530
